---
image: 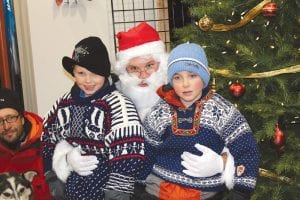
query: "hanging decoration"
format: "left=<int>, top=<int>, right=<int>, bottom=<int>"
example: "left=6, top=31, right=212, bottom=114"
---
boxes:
left=209, top=64, right=300, bottom=79
left=259, top=168, right=299, bottom=186
left=272, top=123, right=285, bottom=155
left=262, top=2, right=278, bottom=16
left=196, top=0, right=273, bottom=32
left=229, top=81, right=245, bottom=98
left=198, top=15, right=214, bottom=32
left=211, top=77, right=216, bottom=93
left=55, top=0, right=63, bottom=6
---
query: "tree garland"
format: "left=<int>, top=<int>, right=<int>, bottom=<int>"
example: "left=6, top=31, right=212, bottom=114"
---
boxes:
left=210, top=65, right=300, bottom=79
left=197, top=0, right=271, bottom=32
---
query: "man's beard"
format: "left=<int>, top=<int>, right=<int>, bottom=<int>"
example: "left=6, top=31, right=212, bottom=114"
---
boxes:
left=0, top=129, right=24, bottom=150
left=118, top=71, right=166, bottom=121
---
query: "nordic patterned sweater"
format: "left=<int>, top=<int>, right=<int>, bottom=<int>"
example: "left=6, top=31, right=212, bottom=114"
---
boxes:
left=142, top=88, right=260, bottom=193
left=41, top=84, right=145, bottom=200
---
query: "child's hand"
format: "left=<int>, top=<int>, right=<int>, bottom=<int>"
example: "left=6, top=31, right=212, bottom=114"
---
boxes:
left=67, top=146, right=99, bottom=176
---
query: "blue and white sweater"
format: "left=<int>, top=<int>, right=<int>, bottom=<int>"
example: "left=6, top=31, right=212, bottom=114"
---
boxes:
left=142, top=91, right=259, bottom=193
left=41, top=84, right=145, bottom=199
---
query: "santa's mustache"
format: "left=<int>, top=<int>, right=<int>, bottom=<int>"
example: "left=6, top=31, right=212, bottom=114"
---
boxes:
left=119, top=72, right=165, bottom=90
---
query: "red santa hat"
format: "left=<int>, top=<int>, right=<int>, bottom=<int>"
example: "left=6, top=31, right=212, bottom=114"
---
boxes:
left=114, top=22, right=167, bottom=75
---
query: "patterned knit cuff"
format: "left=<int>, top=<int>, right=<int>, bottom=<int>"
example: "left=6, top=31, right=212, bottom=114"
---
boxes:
left=105, top=173, right=135, bottom=194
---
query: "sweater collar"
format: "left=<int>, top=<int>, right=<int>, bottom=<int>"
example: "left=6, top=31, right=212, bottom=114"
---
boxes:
left=71, top=83, right=116, bottom=102
left=156, top=84, right=212, bottom=109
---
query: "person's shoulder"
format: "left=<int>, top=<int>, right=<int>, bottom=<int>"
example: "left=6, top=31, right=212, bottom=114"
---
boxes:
left=147, top=99, right=171, bottom=117
left=157, top=98, right=170, bottom=108
left=104, top=89, right=137, bottom=108
left=108, top=89, right=131, bottom=101
left=209, top=93, right=234, bottom=109
left=24, top=111, right=43, bottom=123
left=51, top=90, right=72, bottom=104
left=43, top=91, right=72, bottom=118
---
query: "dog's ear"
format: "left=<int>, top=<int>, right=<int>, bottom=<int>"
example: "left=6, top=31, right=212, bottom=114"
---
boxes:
left=23, top=171, right=37, bottom=182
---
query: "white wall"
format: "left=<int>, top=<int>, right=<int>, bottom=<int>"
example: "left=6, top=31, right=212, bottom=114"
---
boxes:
left=24, top=0, right=115, bottom=116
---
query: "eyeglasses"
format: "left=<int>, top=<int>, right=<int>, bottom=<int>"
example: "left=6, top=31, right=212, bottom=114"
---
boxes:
left=126, top=63, right=158, bottom=76
left=0, top=115, right=20, bottom=126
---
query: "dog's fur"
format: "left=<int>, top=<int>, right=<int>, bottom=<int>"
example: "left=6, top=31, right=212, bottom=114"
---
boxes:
left=0, top=171, right=37, bottom=200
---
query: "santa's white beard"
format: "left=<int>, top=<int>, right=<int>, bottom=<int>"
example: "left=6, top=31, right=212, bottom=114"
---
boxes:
left=117, top=71, right=166, bottom=121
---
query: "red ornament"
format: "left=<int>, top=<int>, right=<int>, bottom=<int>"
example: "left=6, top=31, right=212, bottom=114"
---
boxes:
left=262, top=2, right=278, bottom=17
left=273, top=123, right=285, bottom=155
left=229, top=81, right=245, bottom=98
left=55, top=0, right=63, bottom=6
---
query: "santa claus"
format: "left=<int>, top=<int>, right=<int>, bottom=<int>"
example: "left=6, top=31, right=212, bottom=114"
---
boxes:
left=114, top=22, right=168, bottom=121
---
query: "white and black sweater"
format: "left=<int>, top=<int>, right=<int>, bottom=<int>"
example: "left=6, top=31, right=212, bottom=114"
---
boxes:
left=41, top=84, right=145, bottom=200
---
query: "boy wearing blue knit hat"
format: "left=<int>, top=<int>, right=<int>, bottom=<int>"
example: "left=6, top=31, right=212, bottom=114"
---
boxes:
left=140, top=43, right=260, bottom=199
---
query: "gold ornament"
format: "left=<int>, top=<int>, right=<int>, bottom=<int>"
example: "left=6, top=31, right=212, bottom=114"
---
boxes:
left=198, top=0, right=271, bottom=32
left=198, top=15, right=214, bottom=31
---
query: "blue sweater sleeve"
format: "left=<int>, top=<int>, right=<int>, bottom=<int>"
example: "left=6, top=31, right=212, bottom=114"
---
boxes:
left=223, top=105, right=260, bottom=192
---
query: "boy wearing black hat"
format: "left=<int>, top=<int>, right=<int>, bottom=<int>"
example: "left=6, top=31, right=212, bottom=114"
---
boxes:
left=41, top=36, right=145, bottom=200
left=0, top=88, right=52, bottom=200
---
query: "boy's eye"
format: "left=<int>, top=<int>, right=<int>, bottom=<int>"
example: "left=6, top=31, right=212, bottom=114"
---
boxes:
left=173, top=75, right=180, bottom=80
left=75, top=71, right=84, bottom=75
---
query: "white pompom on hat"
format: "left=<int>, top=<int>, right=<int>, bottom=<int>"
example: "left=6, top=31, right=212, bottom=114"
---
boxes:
left=114, top=22, right=167, bottom=75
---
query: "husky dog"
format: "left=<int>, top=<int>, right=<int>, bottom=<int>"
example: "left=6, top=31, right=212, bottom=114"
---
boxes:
left=0, top=171, right=37, bottom=200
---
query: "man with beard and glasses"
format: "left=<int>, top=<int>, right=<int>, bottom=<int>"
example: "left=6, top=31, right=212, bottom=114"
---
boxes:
left=114, top=22, right=168, bottom=122
left=113, top=22, right=236, bottom=200
left=0, top=88, right=51, bottom=200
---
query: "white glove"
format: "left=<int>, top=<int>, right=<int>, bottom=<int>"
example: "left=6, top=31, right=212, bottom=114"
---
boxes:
left=181, top=144, right=223, bottom=177
left=67, top=146, right=99, bottom=176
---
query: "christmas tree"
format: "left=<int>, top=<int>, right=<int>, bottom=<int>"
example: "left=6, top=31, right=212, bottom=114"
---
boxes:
left=171, top=0, right=300, bottom=199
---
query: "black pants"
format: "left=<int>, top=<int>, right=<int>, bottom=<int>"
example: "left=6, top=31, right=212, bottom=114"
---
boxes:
left=132, top=183, right=157, bottom=200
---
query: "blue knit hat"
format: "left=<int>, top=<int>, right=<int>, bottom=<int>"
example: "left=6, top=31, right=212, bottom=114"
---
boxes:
left=167, top=43, right=210, bottom=88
